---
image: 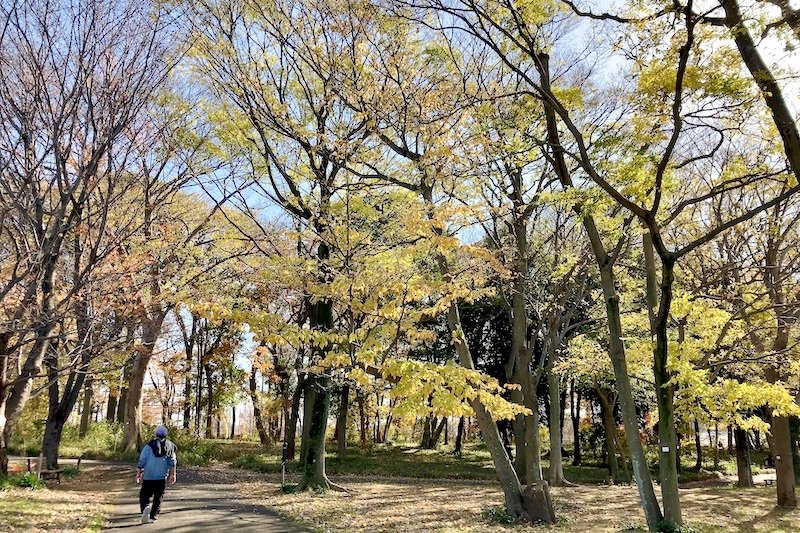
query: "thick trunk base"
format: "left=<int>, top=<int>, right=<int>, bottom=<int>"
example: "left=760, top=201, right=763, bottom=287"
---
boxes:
left=522, top=482, right=557, bottom=524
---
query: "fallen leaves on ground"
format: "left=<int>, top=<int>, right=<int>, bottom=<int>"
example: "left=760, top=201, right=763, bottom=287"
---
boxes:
left=237, top=474, right=800, bottom=532
left=0, top=465, right=127, bottom=532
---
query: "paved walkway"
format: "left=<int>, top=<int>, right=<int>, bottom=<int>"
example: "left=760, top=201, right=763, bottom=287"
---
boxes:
left=103, top=466, right=306, bottom=532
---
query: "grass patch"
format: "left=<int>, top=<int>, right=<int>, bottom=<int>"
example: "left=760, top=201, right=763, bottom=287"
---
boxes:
left=234, top=443, right=501, bottom=480
left=0, top=483, right=112, bottom=532
left=232, top=443, right=647, bottom=486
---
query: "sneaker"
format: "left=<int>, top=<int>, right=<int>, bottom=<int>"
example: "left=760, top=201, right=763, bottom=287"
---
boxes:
left=150, top=515, right=158, bottom=522
left=141, top=504, right=152, bottom=524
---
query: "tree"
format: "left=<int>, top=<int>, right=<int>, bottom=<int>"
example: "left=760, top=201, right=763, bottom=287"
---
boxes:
left=0, top=0, right=176, bottom=473
left=405, top=1, right=800, bottom=527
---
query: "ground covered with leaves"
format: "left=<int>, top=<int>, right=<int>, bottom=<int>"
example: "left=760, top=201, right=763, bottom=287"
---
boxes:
left=237, top=475, right=800, bottom=532
left=0, top=464, right=127, bottom=532
left=2, top=453, right=797, bottom=532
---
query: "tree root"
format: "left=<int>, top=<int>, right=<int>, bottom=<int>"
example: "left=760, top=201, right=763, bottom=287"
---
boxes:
left=297, top=475, right=349, bottom=493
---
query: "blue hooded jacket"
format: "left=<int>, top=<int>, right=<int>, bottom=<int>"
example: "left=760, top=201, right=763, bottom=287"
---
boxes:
left=138, top=438, right=177, bottom=481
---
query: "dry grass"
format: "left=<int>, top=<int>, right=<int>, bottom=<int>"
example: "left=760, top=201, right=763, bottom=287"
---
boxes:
left=238, top=475, right=800, bottom=532
left=0, top=465, right=127, bottom=532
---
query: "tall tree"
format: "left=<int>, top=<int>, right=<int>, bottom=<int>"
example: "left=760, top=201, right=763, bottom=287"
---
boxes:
left=0, top=0, right=175, bottom=473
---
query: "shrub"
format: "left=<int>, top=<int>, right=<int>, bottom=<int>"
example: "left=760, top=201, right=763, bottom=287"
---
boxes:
left=166, top=429, right=219, bottom=466
left=0, top=472, right=46, bottom=490
left=62, top=466, right=80, bottom=480
left=482, top=505, right=514, bottom=525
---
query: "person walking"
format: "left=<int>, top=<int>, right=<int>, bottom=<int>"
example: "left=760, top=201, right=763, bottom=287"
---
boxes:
left=136, top=425, right=177, bottom=524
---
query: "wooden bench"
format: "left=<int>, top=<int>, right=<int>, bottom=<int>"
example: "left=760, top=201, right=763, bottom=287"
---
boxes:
left=27, top=455, right=82, bottom=484
left=39, top=469, right=65, bottom=484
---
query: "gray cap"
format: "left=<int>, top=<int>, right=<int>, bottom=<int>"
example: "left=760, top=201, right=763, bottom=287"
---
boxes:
left=155, top=425, right=168, bottom=437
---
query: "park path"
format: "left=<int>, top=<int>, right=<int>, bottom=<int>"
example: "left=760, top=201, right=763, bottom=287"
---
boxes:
left=102, top=465, right=307, bottom=533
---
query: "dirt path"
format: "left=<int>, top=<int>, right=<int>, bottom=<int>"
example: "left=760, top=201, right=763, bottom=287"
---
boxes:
left=103, top=465, right=307, bottom=532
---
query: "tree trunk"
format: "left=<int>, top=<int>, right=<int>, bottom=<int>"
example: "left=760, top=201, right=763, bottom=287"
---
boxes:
left=3, top=271, right=60, bottom=474
left=598, top=389, right=620, bottom=483
left=357, top=392, right=367, bottom=448
left=421, top=416, right=432, bottom=448
left=230, top=406, right=236, bottom=439
left=299, top=379, right=315, bottom=467
left=122, top=317, right=163, bottom=453
left=728, top=425, right=734, bottom=454
left=511, top=357, right=543, bottom=485
left=547, top=365, right=567, bottom=485
left=615, top=429, right=631, bottom=483
left=598, top=262, right=663, bottom=528
left=769, top=413, right=797, bottom=507
left=571, top=383, right=582, bottom=466
left=644, top=236, right=682, bottom=527
left=421, top=184, right=539, bottom=520
left=455, top=416, right=465, bottom=456
left=117, top=355, right=134, bottom=424
left=735, top=428, right=754, bottom=487
left=42, top=418, right=66, bottom=471
left=195, top=344, right=203, bottom=437
left=693, top=419, right=702, bottom=472
left=79, top=378, right=93, bottom=438
left=116, top=387, right=127, bottom=424
left=285, top=376, right=304, bottom=459
left=106, top=390, right=118, bottom=423
left=382, top=412, right=393, bottom=444
left=299, top=381, right=314, bottom=464
left=539, top=50, right=663, bottom=530
left=183, top=375, right=192, bottom=430
left=337, top=385, right=349, bottom=458
left=205, top=363, right=213, bottom=438
left=249, top=367, right=270, bottom=446
left=297, top=374, right=336, bottom=491
left=422, top=415, right=447, bottom=449
left=430, top=416, right=447, bottom=448
left=43, top=322, right=92, bottom=470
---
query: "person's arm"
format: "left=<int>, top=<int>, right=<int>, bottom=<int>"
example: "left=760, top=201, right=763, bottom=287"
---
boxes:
left=136, top=445, right=151, bottom=483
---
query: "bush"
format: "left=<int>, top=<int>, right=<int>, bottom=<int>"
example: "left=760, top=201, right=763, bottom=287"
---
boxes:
left=165, top=428, right=219, bottom=466
left=62, top=466, right=80, bottom=480
left=0, top=472, right=46, bottom=490
left=58, top=422, right=124, bottom=459
left=656, top=521, right=704, bottom=533
left=482, top=506, right=514, bottom=525
left=7, top=395, right=48, bottom=455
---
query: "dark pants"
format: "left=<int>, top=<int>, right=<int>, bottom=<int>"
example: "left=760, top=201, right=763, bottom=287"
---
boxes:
left=139, top=479, right=166, bottom=518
